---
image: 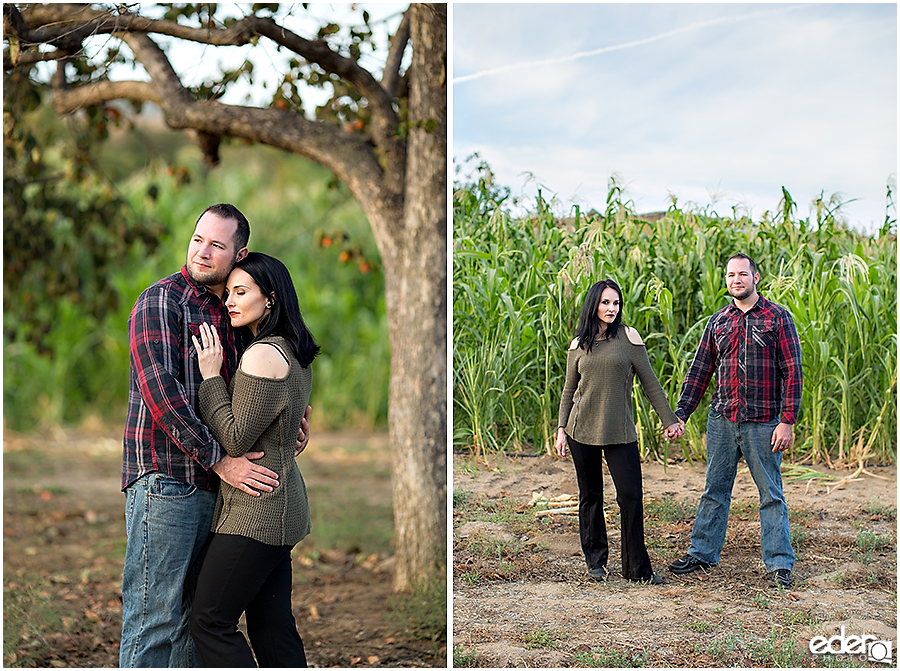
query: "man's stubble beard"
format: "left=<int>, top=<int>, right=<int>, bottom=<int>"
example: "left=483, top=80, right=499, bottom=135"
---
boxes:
left=187, top=258, right=234, bottom=289
left=729, top=286, right=755, bottom=301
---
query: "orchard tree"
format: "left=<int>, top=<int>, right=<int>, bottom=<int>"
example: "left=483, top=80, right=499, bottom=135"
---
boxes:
left=3, top=3, right=447, bottom=591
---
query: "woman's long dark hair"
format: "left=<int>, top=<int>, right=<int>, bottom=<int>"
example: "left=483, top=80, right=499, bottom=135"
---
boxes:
left=233, top=252, right=320, bottom=367
left=575, top=279, right=624, bottom=352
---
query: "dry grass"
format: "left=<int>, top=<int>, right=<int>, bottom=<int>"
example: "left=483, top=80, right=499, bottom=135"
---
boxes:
left=453, top=456, right=897, bottom=668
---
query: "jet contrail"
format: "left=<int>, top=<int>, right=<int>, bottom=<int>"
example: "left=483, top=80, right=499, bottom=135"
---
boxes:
left=454, top=5, right=809, bottom=84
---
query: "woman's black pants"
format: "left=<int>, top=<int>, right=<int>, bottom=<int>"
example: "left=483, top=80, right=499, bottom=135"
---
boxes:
left=567, top=435, right=653, bottom=581
left=190, top=533, right=307, bottom=668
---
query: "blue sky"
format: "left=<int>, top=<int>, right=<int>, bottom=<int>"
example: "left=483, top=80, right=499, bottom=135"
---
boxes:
left=453, top=3, right=897, bottom=232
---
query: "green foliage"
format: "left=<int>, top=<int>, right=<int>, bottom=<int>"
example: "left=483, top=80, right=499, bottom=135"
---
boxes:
left=523, top=627, right=563, bottom=650
left=699, top=622, right=803, bottom=667
left=3, top=576, right=62, bottom=667
left=752, top=593, right=771, bottom=609
left=779, top=610, right=822, bottom=627
left=387, top=570, right=447, bottom=649
left=460, top=532, right=525, bottom=561
left=300, top=442, right=392, bottom=557
left=572, top=646, right=648, bottom=667
left=453, top=158, right=897, bottom=466
left=3, top=302, right=129, bottom=428
left=3, top=70, right=163, bottom=351
left=452, top=487, right=472, bottom=509
left=861, top=500, right=896, bottom=521
left=855, top=530, right=894, bottom=554
left=4, top=108, right=388, bottom=430
left=790, top=526, right=810, bottom=548
left=96, top=4, right=386, bottom=133
left=453, top=645, right=478, bottom=667
left=819, top=652, right=871, bottom=667
left=453, top=491, right=536, bottom=538
left=643, top=497, right=696, bottom=523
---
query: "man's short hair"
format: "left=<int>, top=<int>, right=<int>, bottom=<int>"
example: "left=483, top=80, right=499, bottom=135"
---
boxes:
left=726, top=252, right=758, bottom=276
left=197, top=203, right=250, bottom=251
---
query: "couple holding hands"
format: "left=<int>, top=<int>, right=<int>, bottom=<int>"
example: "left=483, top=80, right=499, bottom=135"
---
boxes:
left=555, top=253, right=803, bottom=588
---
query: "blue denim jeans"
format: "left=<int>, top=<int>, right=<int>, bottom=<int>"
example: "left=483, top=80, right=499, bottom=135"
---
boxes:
left=119, top=473, right=217, bottom=668
left=687, top=411, right=795, bottom=572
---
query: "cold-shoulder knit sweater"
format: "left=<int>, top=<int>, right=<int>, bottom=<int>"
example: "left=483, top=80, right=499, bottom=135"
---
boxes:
left=199, top=335, right=312, bottom=547
left=558, top=327, right=679, bottom=446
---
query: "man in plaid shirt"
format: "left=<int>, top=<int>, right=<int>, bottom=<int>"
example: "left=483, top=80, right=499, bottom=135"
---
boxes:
left=119, top=203, right=310, bottom=667
left=667, top=253, right=802, bottom=589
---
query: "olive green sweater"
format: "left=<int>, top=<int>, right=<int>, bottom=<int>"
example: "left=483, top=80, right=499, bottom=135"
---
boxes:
left=558, top=327, right=679, bottom=446
left=199, top=336, right=312, bottom=547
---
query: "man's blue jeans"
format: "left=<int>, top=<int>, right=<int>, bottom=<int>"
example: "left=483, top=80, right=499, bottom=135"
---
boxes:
left=687, top=411, right=795, bottom=572
left=119, top=473, right=217, bottom=667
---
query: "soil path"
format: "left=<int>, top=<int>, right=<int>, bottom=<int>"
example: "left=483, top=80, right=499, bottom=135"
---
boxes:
left=3, top=427, right=445, bottom=668
left=453, top=452, right=897, bottom=668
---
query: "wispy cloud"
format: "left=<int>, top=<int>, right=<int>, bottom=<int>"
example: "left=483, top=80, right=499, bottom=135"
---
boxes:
left=454, top=4, right=808, bottom=84
left=453, top=3, right=896, bottom=231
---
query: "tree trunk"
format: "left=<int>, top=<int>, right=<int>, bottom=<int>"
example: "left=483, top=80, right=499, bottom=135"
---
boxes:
left=6, top=1, right=449, bottom=592
left=384, top=3, right=447, bottom=591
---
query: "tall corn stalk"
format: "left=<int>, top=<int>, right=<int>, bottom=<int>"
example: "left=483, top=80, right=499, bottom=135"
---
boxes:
left=453, top=167, right=897, bottom=467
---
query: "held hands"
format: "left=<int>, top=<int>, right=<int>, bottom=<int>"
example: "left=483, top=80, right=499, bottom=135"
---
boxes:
left=192, top=322, right=223, bottom=380
left=664, top=419, right=686, bottom=441
left=557, top=421, right=684, bottom=454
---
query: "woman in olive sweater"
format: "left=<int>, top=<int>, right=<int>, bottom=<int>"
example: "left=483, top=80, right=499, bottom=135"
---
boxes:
left=190, top=252, right=319, bottom=667
left=556, top=279, right=682, bottom=584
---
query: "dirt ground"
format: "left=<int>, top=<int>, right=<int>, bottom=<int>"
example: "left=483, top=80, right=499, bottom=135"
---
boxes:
left=453, top=451, right=897, bottom=668
left=3, top=426, right=445, bottom=668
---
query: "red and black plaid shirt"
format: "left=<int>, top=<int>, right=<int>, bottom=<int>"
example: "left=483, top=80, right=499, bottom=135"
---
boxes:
left=122, top=267, right=239, bottom=491
left=675, top=293, right=802, bottom=425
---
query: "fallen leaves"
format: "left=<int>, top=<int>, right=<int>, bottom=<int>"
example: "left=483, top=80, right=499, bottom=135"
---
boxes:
left=5, top=427, right=444, bottom=668
left=348, top=654, right=381, bottom=665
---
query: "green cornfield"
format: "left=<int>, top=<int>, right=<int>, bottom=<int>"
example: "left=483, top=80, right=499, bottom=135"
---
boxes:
left=453, top=164, right=896, bottom=467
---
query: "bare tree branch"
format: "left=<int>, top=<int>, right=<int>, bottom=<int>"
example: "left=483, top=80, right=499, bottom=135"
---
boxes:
left=3, top=4, right=28, bottom=43
left=186, top=130, right=221, bottom=168
left=13, top=4, right=408, bottom=189
left=3, top=48, right=64, bottom=70
left=51, top=79, right=160, bottom=109
left=14, top=3, right=411, bottom=250
left=247, top=15, right=404, bottom=169
left=44, top=21, right=395, bottom=216
left=16, top=2, right=398, bottom=131
left=117, top=32, right=193, bottom=106
left=18, top=4, right=254, bottom=49
left=382, top=9, right=410, bottom=98
left=180, top=100, right=386, bottom=197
